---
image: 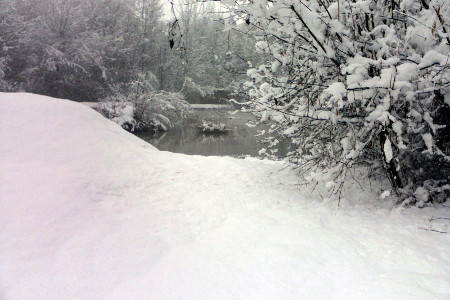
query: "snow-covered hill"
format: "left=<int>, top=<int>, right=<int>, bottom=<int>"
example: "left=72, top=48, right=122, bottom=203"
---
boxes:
left=0, top=93, right=449, bottom=299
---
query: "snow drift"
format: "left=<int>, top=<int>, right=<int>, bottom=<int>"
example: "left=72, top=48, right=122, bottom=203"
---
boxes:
left=0, top=93, right=449, bottom=299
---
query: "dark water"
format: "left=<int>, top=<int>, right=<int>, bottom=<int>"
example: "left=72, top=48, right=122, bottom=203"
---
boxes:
left=134, top=109, right=290, bottom=157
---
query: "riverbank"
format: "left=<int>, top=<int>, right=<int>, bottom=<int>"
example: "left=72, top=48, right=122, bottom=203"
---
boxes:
left=1, top=93, right=449, bottom=299
left=83, top=91, right=192, bottom=132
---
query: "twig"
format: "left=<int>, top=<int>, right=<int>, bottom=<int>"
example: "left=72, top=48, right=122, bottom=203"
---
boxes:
left=429, top=217, right=450, bottom=221
left=418, top=227, right=447, bottom=234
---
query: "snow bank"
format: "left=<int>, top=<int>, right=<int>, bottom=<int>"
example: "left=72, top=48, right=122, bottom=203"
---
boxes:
left=1, top=93, right=449, bottom=299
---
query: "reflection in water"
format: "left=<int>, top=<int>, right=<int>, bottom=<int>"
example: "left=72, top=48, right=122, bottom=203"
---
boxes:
left=134, top=110, right=290, bottom=157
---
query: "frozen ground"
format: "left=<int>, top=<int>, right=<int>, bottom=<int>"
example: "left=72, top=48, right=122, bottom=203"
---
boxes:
left=1, top=93, right=449, bottom=299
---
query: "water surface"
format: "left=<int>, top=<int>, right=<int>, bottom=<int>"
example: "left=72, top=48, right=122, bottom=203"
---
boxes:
left=134, top=109, right=290, bottom=157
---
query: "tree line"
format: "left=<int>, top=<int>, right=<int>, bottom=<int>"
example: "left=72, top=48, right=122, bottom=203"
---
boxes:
left=0, top=0, right=258, bottom=101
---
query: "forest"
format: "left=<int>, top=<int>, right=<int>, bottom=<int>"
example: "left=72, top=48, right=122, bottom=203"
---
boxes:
left=0, top=0, right=259, bottom=101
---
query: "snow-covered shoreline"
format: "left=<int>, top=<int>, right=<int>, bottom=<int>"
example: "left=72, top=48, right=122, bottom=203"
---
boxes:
left=1, top=93, right=449, bottom=299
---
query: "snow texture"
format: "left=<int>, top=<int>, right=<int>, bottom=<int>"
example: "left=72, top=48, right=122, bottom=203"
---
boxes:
left=1, top=93, right=449, bottom=299
left=422, top=133, right=434, bottom=154
left=384, top=139, right=393, bottom=163
left=380, top=190, right=391, bottom=199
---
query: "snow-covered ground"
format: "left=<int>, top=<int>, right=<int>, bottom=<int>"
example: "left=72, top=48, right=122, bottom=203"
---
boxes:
left=1, top=93, right=449, bottom=299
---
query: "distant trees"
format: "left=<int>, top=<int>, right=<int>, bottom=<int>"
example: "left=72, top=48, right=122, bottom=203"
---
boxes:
left=0, top=0, right=262, bottom=102
left=0, top=0, right=139, bottom=100
left=166, top=0, right=265, bottom=96
left=221, top=0, right=449, bottom=204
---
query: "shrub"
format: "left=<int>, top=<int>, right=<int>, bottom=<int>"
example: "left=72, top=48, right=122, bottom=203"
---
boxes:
left=100, top=73, right=193, bottom=132
left=223, top=0, right=450, bottom=205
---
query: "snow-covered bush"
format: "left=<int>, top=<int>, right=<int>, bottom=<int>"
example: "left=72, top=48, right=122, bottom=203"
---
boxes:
left=132, top=91, right=193, bottom=132
left=102, top=73, right=193, bottom=132
left=198, top=120, right=229, bottom=134
left=222, top=0, right=450, bottom=204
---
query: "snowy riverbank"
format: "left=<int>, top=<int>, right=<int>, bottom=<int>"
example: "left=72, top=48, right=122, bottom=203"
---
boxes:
left=1, top=93, right=449, bottom=299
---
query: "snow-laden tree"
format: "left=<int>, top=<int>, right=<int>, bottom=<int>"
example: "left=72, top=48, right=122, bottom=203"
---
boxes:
left=101, top=72, right=193, bottom=132
left=220, top=0, right=449, bottom=204
left=0, top=0, right=166, bottom=100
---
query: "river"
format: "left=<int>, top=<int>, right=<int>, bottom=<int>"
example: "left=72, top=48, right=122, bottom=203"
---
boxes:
left=134, top=108, right=290, bottom=157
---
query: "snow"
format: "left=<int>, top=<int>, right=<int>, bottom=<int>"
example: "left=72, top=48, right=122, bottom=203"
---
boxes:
left=380, top=190, right=391, bottom=199
left=83, top=101, right=134, bottom=128
left=396, top=62, right=418, bottom=81
left=414, top=187, right=430, bottom=205
left=422, top=133, right=434, bottom=154
left=255, top=41, right=268, bottom=52
left=1, top=93, right=450, bottom=299
left=418, top=50, right=449, bottom=69
left=321, top=82, right=347, bottom=108
left=384, top=138, right=393, bottom=163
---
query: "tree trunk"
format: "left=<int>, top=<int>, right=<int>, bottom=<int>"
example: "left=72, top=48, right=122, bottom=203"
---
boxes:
left=380, top=129, right=403, bottom=189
